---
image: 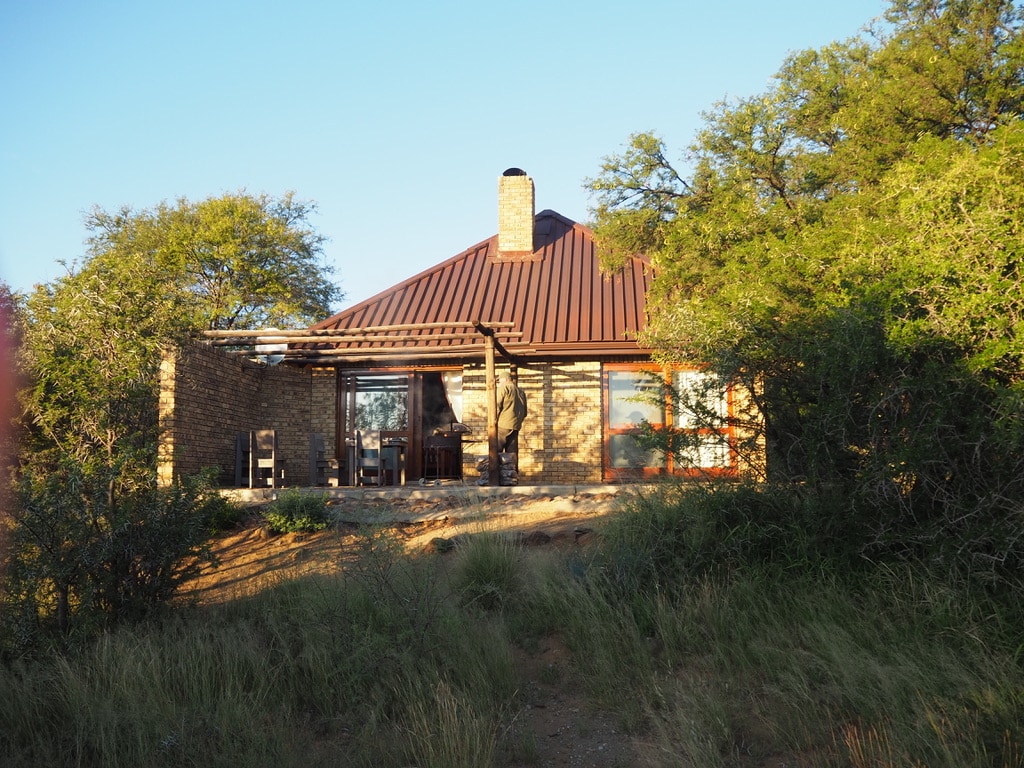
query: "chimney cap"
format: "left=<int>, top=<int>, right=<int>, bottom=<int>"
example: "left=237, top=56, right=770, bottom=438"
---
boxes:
left=502, top=167, right=527, bottom=177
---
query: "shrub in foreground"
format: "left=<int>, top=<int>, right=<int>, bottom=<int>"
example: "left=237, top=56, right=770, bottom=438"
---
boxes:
left=263, top=490, right=331, bottom=534
left=4, top=468, right=225, bottom=648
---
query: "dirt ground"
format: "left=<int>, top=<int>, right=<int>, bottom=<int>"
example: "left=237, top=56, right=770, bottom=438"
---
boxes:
left=183, top=487, right=646, bottom=768
left=184, top=488, right=630, bottom=603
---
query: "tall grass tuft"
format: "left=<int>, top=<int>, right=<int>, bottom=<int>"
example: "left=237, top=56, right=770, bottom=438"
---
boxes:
left=2, top=482, right=1022, bottom=766
left=451, top=531, right=524, bottom=612
left=399, top=676, right=504, bottom=768
left=569, top=482, right=1024, bottom=766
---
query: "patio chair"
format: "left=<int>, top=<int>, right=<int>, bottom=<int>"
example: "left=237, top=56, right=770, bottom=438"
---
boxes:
left=309, top=433, right=339, bottom=486
left=354, top=429, right=385, bottom=486
left=251, top=429, right=285, bottom=488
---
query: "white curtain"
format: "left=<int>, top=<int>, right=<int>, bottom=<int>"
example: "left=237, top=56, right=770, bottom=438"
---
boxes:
left=441, top=371, right=463, bottom=423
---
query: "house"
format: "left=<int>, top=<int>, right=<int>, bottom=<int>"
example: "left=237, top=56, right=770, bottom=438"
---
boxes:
left=158, top=169, right=757, bottom=488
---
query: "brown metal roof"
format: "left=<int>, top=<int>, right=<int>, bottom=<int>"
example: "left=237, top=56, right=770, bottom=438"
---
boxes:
left=310, top=210, right=652, bottom=360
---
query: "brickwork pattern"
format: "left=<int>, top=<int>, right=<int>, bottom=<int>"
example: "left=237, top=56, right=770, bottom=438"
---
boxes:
left=161, top=348, right=763, bottom=487
left=461, top=361, right=604, bottom=484
left=159, top=344, right=318, bottom=486
left=310, top=367, right=337, bottom=457
left=497, top=174, right=535, bottom=254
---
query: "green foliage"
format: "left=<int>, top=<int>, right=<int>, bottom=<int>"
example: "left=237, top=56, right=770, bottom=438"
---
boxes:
left=1, top=489, right=1022, bottom=766
left=588, top=0, right=1024, bottom=584
left=623, top=566, right=1024, bottom=767
left=0, top=547, right=518, bottom=768
left=262, top=491, right=331, bottom=534
left=7, top=191, right=340, bottom=642
left=20, top=269, right=170, bottom=484
left=5, top=468, right=222, bottom=646
left=16, top=190, right=340, bottom=481
left=203, top=493, right=244, bottom=533
left=564, top=486, right=1024, bottom=765
left=591, top=484, right=854, bottom=602
left=82, top=191, right=342, bottom=330
left=451, top=533, right=524, bottom=612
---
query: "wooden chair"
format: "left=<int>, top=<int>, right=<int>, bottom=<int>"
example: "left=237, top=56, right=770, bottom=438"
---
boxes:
left=251, top=429, right=285, bottom=487
left=354, top=429, right=384, bottom=486
left=235, top=431, right=251, bottom=487
left=309, top=433, right=339, bottom=486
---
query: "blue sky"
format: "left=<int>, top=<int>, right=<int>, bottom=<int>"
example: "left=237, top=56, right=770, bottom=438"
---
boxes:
left=1, top=0, right=888, bottom=310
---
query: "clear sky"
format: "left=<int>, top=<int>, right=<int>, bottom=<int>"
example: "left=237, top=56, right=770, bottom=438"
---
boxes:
left=1, top=0, right=888, bottom=310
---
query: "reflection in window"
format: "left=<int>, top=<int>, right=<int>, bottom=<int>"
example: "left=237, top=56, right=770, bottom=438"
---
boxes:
left=673, top=370, right=728, bottom=429
left=353, top=375, right=408, bottom=432
left=607, top=370, right=664, bottom=428
left=603, top=365, right=734, bottom=478
left=609, top=433, right=666, bottom=469
left=677, top=431, right=731, bottom=469
left=672, top=369, right=730, bottom=470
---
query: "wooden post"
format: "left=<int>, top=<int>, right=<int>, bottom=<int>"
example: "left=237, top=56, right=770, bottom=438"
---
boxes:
left=485, top=333, right=499, bottom=486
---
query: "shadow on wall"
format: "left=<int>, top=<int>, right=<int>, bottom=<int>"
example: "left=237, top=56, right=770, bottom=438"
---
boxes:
left=532, top=364, right=604, bottom=484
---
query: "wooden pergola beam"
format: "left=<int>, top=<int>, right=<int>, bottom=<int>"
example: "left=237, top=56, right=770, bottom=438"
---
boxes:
left=208, top=331, right=523, bottom=346
left=282, top=344, right=534, bottom=358
left=222, top=345, right=538, bottom=363
left=202, top=320, right=530, bottom=487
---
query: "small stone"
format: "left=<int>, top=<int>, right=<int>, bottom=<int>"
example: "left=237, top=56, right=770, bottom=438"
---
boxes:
left=427, top=537, right=455, bottom=553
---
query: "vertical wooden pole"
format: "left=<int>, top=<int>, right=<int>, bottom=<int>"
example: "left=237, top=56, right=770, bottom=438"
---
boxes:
left=334, top=370, right=346, bottom=466
left=485, top=333, right=499, bottom=486
left=347, top=373, right=357, bottom=486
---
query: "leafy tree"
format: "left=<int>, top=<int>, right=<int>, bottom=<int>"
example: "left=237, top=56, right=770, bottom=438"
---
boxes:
left=588, top=0, right=1024, bottom=579
left=8, top=192, right=336, bottom=640
left=83, top=191, right=341, bottom=330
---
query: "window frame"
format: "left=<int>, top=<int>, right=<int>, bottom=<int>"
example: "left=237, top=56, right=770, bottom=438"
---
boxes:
left=602, top=363, right=737, bottom=481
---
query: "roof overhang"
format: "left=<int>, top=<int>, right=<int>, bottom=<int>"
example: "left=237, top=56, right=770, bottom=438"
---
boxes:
left=202, top=322, right=528, bottom=366
left=200, top=322, right=649, bottom=368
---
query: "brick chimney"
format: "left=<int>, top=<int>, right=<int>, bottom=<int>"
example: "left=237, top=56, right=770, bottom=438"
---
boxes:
left=497, top=168, right=535, bottom=256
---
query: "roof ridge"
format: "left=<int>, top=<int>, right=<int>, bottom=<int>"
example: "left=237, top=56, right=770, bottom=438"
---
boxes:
left=310, top=207, right=650, bottom=350
left=536, top=208, right=579, bottom=227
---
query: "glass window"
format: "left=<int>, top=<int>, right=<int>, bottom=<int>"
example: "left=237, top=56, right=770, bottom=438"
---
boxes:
left=603, top=365, right=734, bottom=480
left=609, top=433, right=666, bottom=469
left=673, top=370, right=728, bottom=429
left=353, top=374, right=408, bottom=432
left=607, top=370, right=664, bottom=428
left=676, top=430, right=732, bottom=469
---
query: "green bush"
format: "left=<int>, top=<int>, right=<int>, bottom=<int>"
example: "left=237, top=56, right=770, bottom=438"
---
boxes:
left=203, top=493, right=244, bottom=533
left=262, top=491, right=331, bottom=534
left=593, top=482, right=857, bottom=599
left=6, top=467, right=223, bottom=644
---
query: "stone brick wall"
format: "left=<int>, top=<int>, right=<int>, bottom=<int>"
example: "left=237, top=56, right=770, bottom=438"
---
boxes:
left=460, top=361, right=604, bottom=484
left=310, top=367, right=338, bottom=457
left=497, top=172, right=535, bottom=255
left=160, top=346, right=763, bottom=487
left=158, top=343, right=325, bottom=487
